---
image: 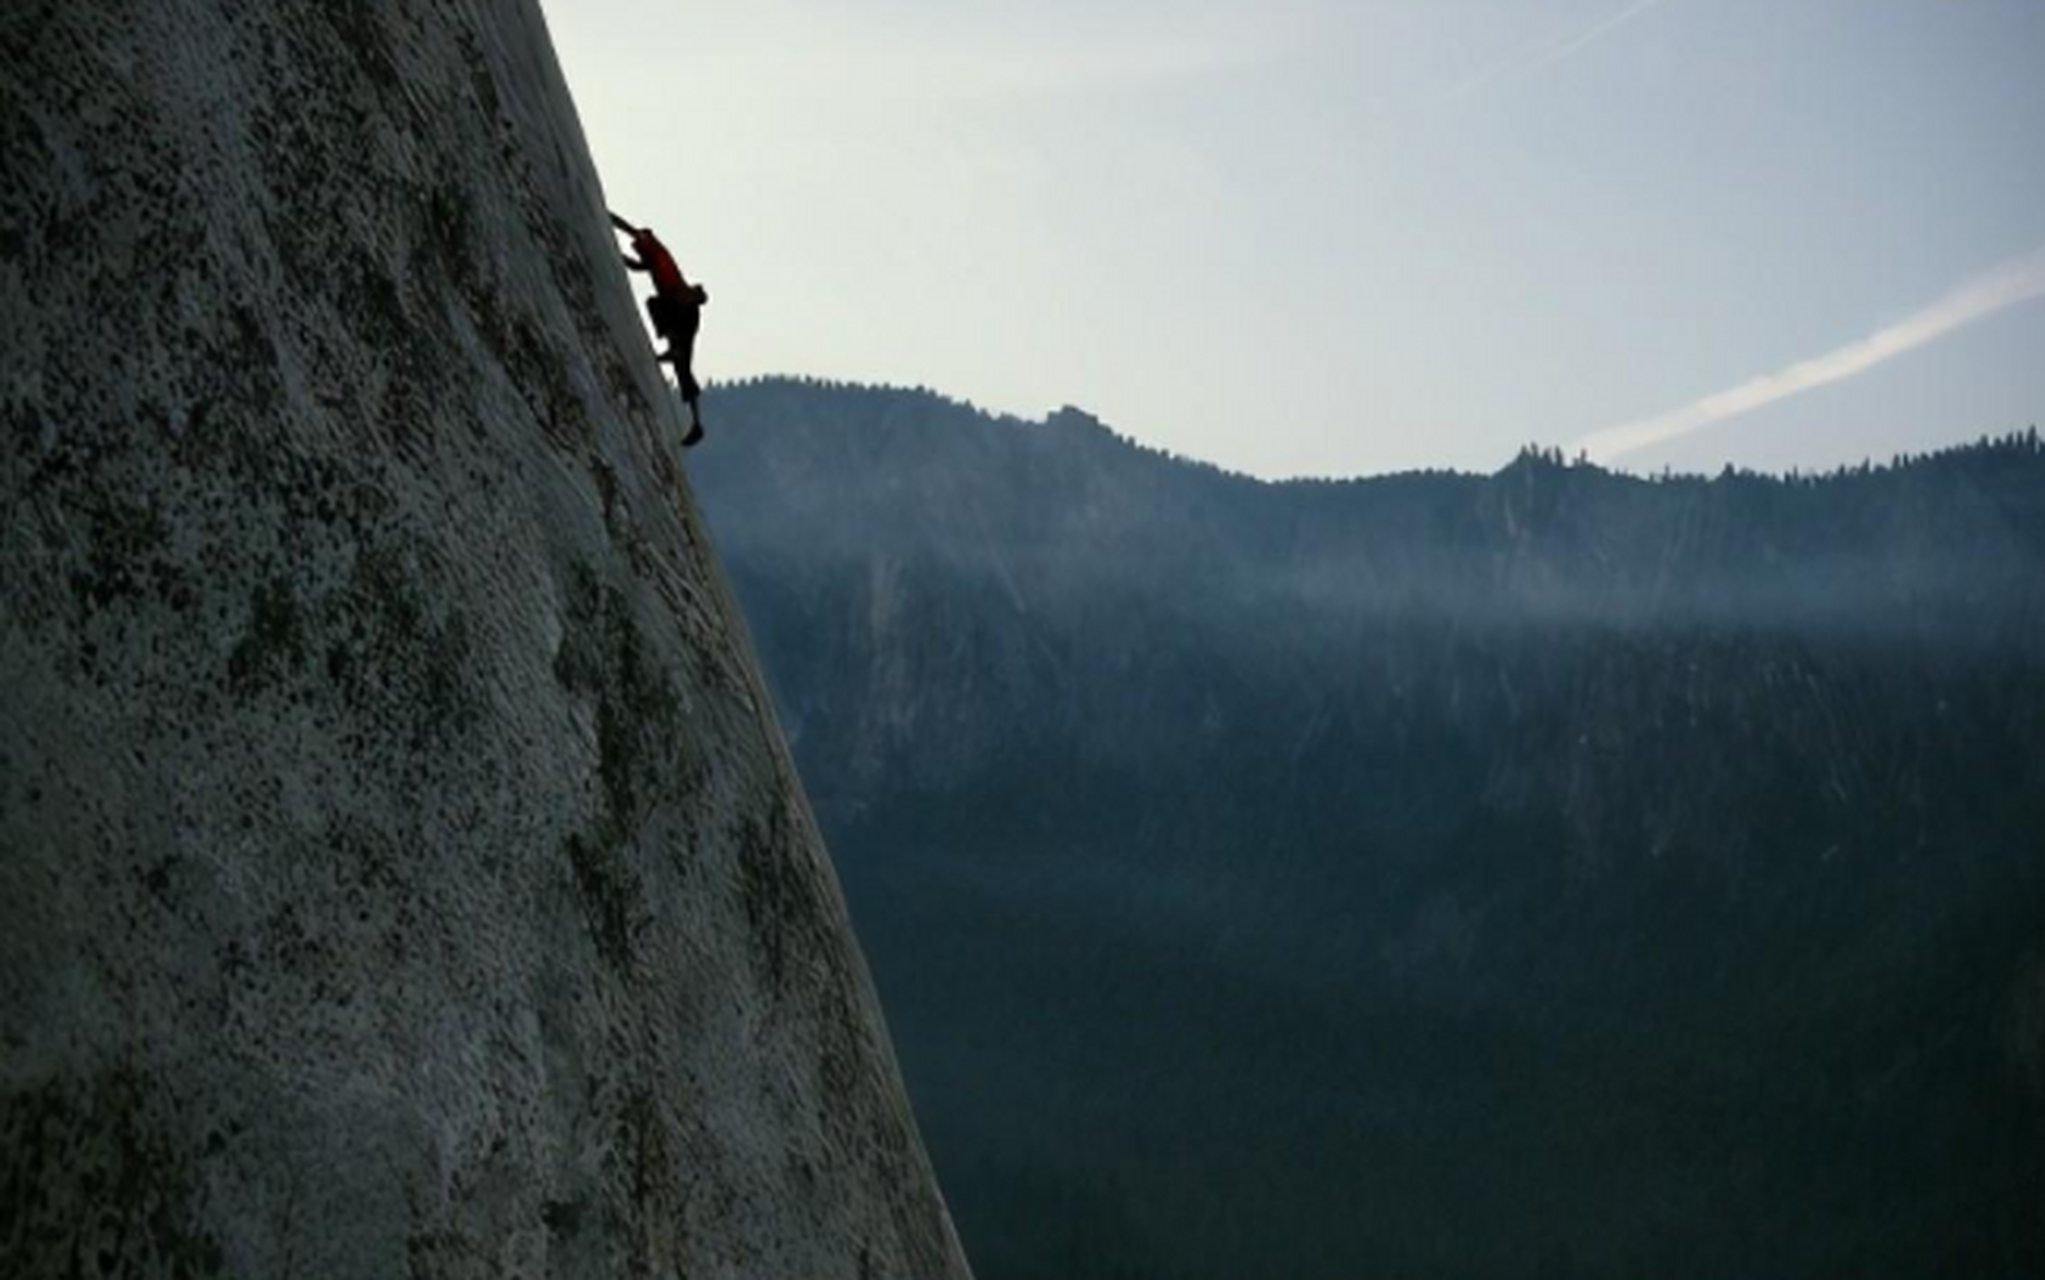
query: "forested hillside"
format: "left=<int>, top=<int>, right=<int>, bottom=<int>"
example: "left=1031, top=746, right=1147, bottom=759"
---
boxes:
left=694, top=379, right=2045, bottom=1280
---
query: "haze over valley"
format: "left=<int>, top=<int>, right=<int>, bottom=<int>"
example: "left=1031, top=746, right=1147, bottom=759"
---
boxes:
left=695, top=379, right=2045, bottom=1280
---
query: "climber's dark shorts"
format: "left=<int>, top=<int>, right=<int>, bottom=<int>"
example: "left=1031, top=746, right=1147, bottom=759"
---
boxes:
left=645, top=294, right=679, bottom=338
left=646, top=294, right=699, bottom=341
left=646, top=296, right=702, bottom=402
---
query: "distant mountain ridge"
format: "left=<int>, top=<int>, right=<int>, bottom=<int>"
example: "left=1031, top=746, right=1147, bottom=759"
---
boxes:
left=703, top=377, right=2043, bottom=621
left=693, top=378, right=2045, bottom=1280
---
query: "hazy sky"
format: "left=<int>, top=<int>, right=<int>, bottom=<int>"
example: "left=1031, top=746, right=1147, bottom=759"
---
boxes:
left=545, top=0, right=2045, bottom=478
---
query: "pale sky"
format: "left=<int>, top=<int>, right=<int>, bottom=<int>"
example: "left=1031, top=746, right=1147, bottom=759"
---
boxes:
left=544, top=0, right=2045, bottom=478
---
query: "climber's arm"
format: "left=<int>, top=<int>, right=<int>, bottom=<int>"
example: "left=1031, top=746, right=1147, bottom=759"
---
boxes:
left=610, top=211, right=649, bottom=270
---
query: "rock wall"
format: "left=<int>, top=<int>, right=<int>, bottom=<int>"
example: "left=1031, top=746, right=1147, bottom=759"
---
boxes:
left=0, top=3, right=969, bottom=1276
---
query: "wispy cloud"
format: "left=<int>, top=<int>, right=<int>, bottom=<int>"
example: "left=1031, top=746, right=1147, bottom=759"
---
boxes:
left=1577, top=244, right=2045, bottom=464
left=1444, top=0, right=1674, bottom=102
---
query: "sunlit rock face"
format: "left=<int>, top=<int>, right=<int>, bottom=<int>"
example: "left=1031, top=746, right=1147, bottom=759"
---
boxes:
left=0, top=5, right=968, bottom=1277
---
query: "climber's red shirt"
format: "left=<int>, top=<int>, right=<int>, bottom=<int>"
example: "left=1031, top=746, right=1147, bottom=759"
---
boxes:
left=632, top=230, right=688, bottom=299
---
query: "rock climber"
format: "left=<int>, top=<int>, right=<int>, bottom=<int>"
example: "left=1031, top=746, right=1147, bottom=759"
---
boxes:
left=611, top=212, right=708, bottom=447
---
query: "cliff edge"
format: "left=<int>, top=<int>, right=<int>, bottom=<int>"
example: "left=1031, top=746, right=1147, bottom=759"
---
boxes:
left=0, top=3, right=969, bottom=1275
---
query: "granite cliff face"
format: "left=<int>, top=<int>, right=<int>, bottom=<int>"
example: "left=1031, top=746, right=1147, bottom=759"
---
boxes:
left=0, top=6, right=967, bottom=1277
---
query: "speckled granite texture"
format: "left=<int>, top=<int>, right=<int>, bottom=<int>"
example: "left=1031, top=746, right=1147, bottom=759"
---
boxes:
left=0, top=2, right=969, bottom=1275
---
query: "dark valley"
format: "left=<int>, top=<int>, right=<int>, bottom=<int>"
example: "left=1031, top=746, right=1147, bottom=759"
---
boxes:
left=693, top=378, right=2045, bottom=1280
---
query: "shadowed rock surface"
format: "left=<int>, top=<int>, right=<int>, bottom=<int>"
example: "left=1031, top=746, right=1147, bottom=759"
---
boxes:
left=0, top=7, right=967, bottom=1278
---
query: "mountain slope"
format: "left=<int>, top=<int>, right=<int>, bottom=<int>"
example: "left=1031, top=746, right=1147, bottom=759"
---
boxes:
left=1, top=12, right=966, bottom=1279
left=693, top=378, right=2045, bottom=1280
